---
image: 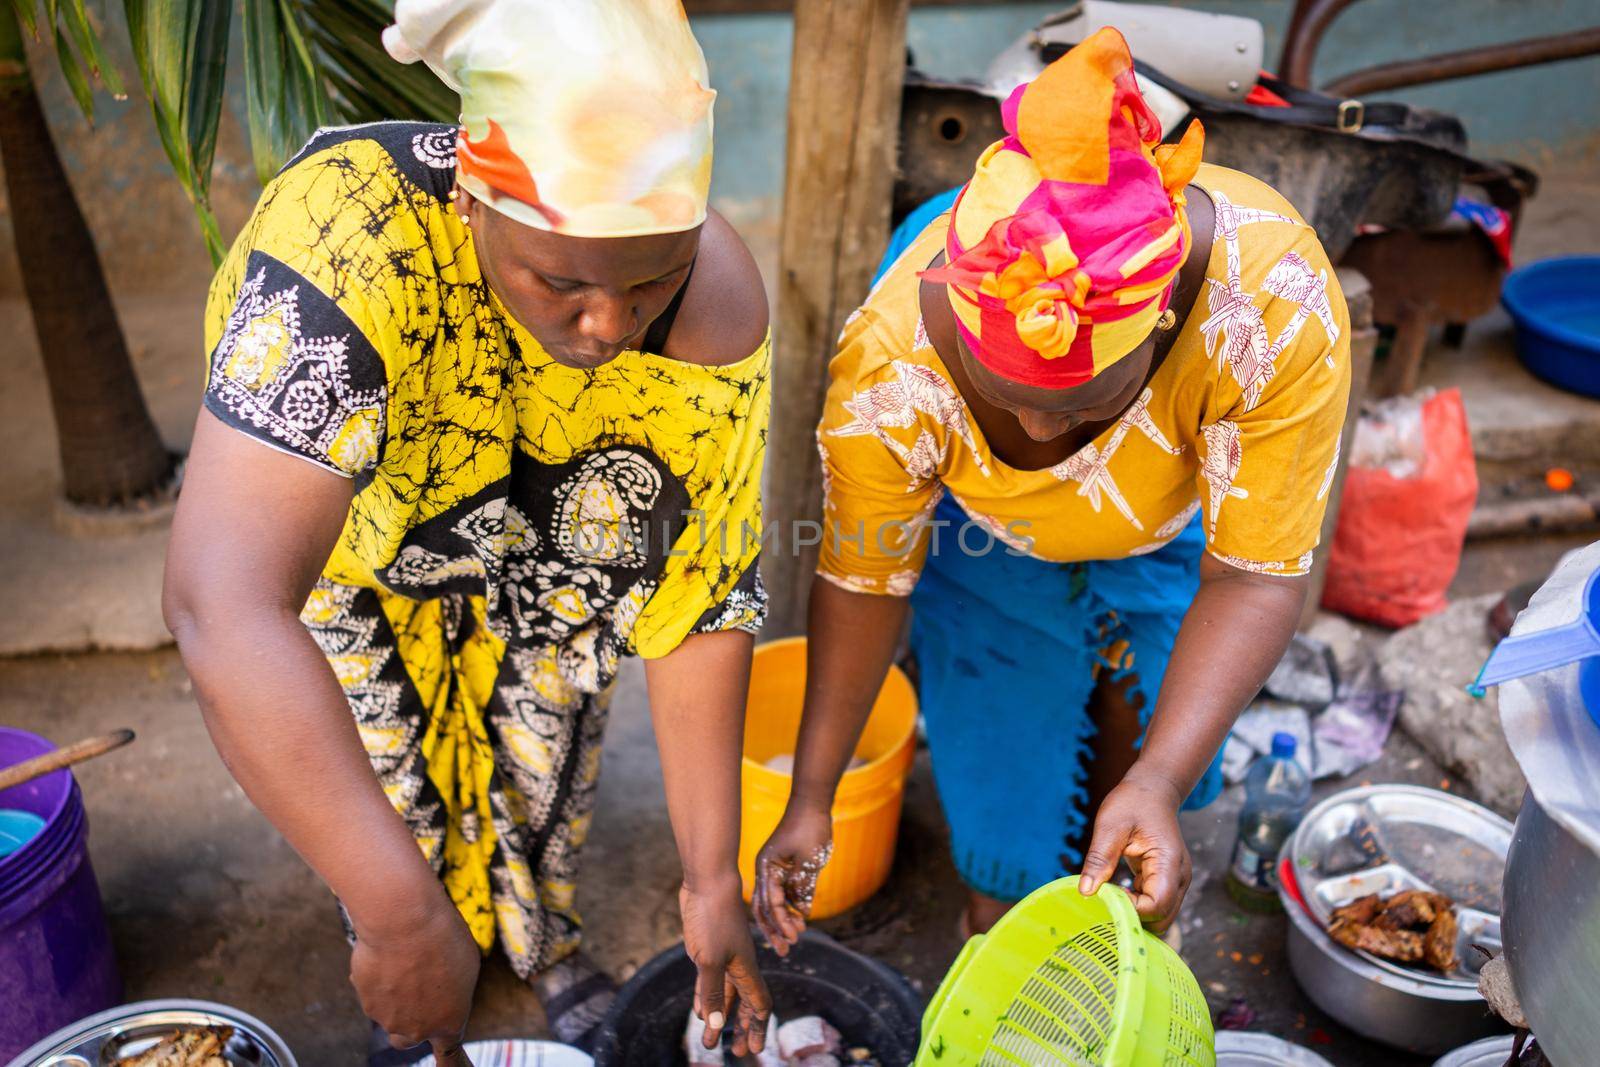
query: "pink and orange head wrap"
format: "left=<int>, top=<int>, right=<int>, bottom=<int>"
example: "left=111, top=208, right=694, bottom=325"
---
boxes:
left=923, top=27, right=1205, bottom=389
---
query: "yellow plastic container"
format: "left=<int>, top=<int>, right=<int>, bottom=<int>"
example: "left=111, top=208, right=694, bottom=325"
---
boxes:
left=738, top=637, right=918, bottom=920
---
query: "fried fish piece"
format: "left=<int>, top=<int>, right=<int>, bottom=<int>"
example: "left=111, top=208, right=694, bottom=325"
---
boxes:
left=1328, top=886, right=1462, bottom=973
left=120, top=1026, right=233, bottom=1067
left=1424, top=907, right=1460, bottom=972
left=1373, top=889, right=1438, bottom=930
left=1329, top=893, right=1383, bottom=926
left=1328, top=918, right=1426, bottom=962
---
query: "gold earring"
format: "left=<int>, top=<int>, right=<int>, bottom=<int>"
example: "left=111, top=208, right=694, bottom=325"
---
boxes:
left=1157, top=308, right=1177, bottom=332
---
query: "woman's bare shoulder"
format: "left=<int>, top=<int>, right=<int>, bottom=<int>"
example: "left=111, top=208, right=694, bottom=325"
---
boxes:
left=667, top=209, right=771, bottom=367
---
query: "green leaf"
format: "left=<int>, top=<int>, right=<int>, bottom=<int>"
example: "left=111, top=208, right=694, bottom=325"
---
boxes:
left=114, top=0, right=455, bottom=259
left=298, top=0, right=454, bottom=123
left=10, top=0, right=123, bottom=118
left=122, top=0, right=229, bottom=262
left=184, top=3, right=230, bottom=183
left=62, top=0, right=125, bottom=97
left=53, top=21, right=94, bottom=119
left=242, top=0, right=329, bottom=185
left=10, top=0, right=38, bottom=39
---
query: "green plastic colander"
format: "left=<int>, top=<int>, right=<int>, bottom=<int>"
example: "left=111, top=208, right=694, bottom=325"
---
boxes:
left=916, top=879, right=1215, bottom=1066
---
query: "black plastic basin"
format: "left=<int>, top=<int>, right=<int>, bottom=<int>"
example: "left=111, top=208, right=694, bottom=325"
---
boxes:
left=591, top=930, right=923, bottom=1066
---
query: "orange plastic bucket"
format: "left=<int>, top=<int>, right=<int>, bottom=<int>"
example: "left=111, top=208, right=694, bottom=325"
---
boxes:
left=738, top=637, right=918, bottom=920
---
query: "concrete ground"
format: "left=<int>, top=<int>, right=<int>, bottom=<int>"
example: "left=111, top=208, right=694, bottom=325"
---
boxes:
left=0, top=648, right=1442, bottom=1065
left=0, top=294, right=202, bottom=655
left=0, top=543, right=1575, bottom=1065
left=1, top=171, right=1597, bottom=1063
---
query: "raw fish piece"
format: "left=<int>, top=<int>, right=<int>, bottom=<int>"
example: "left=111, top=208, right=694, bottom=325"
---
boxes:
left=748, top=1014, right=783, bottom=1067
left=765, top=753, right=866, bottom=774
left=777, top=1016, right=842, bottom=1059
left=684, top=1010, right=725, bottom=1066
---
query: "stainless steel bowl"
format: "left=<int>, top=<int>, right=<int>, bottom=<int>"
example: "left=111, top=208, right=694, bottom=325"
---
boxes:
left=1279, top=785, right=1515, bottom=1056
left=1289, top=784, right=1512, bottom=989
left=1281, top=882, right=1505, bottom=1056
left=1431, top=1035, right=1516, bottom=1067
left=6, top=999, right=297, bottom=1067
left=1215, top=1032, right=1336, bottom=1066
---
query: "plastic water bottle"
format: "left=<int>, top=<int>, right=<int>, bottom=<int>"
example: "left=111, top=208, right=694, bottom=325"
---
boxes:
left=1226, top=732, right=1312, bottom=912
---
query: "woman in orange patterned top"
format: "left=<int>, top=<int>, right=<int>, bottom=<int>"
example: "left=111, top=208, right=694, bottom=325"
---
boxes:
left=753, top=29, right=1350, bottom=947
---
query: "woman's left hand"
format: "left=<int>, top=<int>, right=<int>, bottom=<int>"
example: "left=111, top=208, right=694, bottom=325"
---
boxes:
left=1077, top=765, right=1192, bottom=933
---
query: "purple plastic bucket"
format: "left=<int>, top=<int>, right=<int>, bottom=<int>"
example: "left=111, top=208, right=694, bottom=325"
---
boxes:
left=0, top=727, right=122, bottom=1062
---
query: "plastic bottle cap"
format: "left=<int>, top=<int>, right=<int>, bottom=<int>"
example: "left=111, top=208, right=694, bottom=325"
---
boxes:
left=1270, top=732, right=1297, bottom=760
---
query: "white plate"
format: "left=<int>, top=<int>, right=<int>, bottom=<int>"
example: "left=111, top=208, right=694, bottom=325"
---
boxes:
left=421, top=1041, right=592, bottom=1067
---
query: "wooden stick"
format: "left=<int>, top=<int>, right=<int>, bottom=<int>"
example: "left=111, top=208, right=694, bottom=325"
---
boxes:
left=763, top=0, right=912, bottom=635
left=0, top=729, right=136, bottom=793
left=1467, top=493, right=1600, bottom=540
left=1301, top=267, right=1376, bottom=629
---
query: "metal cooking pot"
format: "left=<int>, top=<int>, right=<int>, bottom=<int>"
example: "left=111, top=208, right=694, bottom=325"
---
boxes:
left=1503, top=792, right=1600, bottom=1067
left=1494, top=543, right=1600, bottom=1067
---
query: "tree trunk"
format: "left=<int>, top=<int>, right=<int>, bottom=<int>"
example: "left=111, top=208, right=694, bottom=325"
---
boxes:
left=0, top=9, right=173, bottom=507
left=762, top=0, right=911, bottom=635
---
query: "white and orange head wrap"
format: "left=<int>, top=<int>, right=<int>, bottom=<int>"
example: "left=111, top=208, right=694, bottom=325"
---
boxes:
left=922, top=27, right=1205, bottom=389
left=384, top=0, right=715, bottom=238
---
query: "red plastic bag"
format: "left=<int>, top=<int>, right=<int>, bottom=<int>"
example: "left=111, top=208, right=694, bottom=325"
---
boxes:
left=1321, top=388, right=1479, bottom=628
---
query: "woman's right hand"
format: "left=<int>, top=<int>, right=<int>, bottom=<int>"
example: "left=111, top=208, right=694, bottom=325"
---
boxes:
left=681, top=877, right=772, bottom=1056
left=348, top=893, right=480, bottom=1060
left=752, top=802, right=835, bottom=956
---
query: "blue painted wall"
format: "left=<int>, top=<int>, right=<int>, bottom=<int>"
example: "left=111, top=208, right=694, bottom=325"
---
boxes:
left=703, top=0, right=1600, bottom=206
left=1, top=1, right=1595, bottom=294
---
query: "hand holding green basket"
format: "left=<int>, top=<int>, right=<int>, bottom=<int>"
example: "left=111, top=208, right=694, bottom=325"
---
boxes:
left=917, top=879, right=1215, bottom=1066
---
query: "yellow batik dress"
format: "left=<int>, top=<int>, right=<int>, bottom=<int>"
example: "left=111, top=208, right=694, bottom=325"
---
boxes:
left=202, top=122, right=768, bottom=975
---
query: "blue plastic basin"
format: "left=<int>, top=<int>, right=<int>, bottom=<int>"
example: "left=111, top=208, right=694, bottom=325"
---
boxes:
left=0, top=810, right=44, bottom=858
left=1501, top=256, right=1600, bottom=399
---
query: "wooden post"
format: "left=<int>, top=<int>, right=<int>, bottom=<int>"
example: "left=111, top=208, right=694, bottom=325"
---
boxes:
left=1300, top=266, right=1376, bottom=628
left=762, top=0, right=912, bottom=636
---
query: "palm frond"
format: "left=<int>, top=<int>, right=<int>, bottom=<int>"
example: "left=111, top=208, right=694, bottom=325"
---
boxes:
left=122, top=0, right=230, bottom=261
left=9, top=0, right=126, bottom=122
left=243, top=0, right=330, bottom=186
left=20, top=0, right=454, bottom=261
left=296, top=0, right=454, bottom=125
left=62, top=1, right=124, bottom=97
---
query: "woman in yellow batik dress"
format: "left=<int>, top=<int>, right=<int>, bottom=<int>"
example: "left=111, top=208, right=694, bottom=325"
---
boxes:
left=165, top=1, right=778, bottom=1061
